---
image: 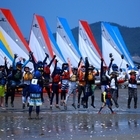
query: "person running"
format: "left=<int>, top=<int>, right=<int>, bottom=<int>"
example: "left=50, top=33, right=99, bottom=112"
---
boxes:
left=98, top=85, right=115, bottom=114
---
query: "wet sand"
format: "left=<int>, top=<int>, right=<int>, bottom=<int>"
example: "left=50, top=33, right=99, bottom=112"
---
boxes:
left=0, top=86, right=140, bottom=140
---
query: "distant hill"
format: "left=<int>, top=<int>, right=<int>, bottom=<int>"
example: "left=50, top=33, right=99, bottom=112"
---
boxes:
left=71, top=21, right=140, bottom=57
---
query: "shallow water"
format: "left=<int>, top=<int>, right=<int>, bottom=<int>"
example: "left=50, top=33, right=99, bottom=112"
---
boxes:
left=0, top=87, right=140, bottom=140
left=0, top=113, right=140, bottom=140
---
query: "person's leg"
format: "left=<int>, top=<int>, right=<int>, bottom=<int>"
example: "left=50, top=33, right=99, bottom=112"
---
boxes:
left=45, top=86, right=51, bottom=100
left=133, top=88, right=137, bottom=109
left=36, top=106, right=40, bottom=119
left=91, top=84, right=96, bottom=108
left=65, top=82, right=72, bottom=104
left=11, top=88, right=15, bottom=107
left=22, top=86, right=27, bottom=109
left=77, top=85, right=82, bottom=108
left=128, top=87, right=132, bottom=109
left=5, top=84, right=10, bottom=107
left=98, top=103, right=106, bottom=113
left=55, top=91, right=59, bottom=107
left=60, top=90, right=65, bottom=105
left=111, top=89, right=119, bottom=108
left=72, top=89, right=76, bottom=109
left=50, top=92, right=54, bottom=109
left=29, top=105, right=33, bottom=119
left=0, top=86, right=5, bottom=107
left=91, top=95, right=95, bottom=108
left=108, top=106, right=114, bottom=113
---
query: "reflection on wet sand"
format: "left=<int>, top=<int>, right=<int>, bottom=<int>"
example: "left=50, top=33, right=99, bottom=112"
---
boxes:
left=0, top=87, right=140, bottom=140
left=0, top=113, right=140, bottom=140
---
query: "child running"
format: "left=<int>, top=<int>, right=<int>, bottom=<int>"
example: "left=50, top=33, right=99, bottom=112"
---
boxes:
left=98, top=85, right=115, bottom=114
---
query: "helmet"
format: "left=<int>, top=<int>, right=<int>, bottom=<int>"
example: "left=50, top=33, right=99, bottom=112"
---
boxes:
left=34, top=70, right=41, bottom=78
left=16, top=62, right=23, bottom=66
left=112, top=64, right=118, bottom=71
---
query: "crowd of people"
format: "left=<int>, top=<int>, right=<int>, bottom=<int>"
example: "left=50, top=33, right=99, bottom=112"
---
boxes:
left=0, top=52, right=139, bottom=119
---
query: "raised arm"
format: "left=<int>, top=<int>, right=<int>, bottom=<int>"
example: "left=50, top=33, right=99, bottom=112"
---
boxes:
left=29, top=51, right=36, bottom=71
left=51, top=59, right=58, bottom=78
left=43, top=53, right=49, bottom=65
left=67, top=58, right=72, bottom=76
left=48, top=55, right=56, bottom=67
left=12, top=54, right=18, bottom=70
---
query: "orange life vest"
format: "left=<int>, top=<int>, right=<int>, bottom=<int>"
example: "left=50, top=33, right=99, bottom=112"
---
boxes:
left=78, top=71, right=85, bottom=82
left=23, top=72, right=33, bottom=81
left=61, top=71, right=70, bottom=80
left=44, top=66, right=50, bottom=74
left=53, top=74, right=60, bottom=83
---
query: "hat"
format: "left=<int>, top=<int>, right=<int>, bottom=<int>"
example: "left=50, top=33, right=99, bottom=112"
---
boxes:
left=81, top=65, right=85, bottom=68
left=129, top=70, right=136, bottom=75
left=34, top=70, right=41, bottom=78
left=88, top=66, right=94, bottom=70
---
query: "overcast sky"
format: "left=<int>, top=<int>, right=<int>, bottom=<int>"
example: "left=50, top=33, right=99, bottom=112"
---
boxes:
left=1, top=0, right=140, bottom=38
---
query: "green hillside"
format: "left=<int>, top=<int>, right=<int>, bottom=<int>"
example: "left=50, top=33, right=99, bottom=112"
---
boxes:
left=71, top=22, right=140, bottom=56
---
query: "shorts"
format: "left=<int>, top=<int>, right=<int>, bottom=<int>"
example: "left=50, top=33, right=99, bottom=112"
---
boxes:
left=0, top=86, right=5, bottom=97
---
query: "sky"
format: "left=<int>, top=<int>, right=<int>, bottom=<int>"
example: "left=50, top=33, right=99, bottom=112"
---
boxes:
left=1, top=0, right=140, bottom=38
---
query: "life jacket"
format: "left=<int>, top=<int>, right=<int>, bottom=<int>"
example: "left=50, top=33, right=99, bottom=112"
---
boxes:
left=44, top=66, right=50, bottom=75
left=53, top=74, right=60, bottom=83
left=88, top=72, right=94, bottom=81
left=14, top=70, right=22, bottom=80
left=61, top=71, right=70, bottom=80
left=29, top=78, right=42, bottom=93
left=70, top=74, right=77, bottom=82
left=129, top=75, right=137, bottom=84
left=101, top=91, right=112, bottom=102
left=78, top=71, right=85, bottom=82
left=106, top=92, right=112, bottom=99
left=23, top=72, right=33, bottom=81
